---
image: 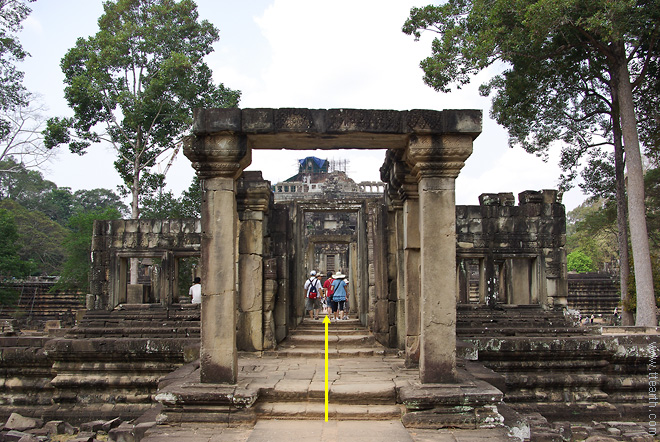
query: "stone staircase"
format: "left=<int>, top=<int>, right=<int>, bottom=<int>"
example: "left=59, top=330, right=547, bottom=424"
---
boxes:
left=69, top=304, right=201, bottom=339
left=255, top=314, right=407, bottom=421
left=457, top=304, right=594, bottom=337
left=269, top=315, right=395, bottom=358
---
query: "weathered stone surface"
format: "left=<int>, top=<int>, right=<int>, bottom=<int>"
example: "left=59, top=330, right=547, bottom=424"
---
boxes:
left=5, top=430, right=38, bottom=442
left=3, top=413, right=42, bottom=431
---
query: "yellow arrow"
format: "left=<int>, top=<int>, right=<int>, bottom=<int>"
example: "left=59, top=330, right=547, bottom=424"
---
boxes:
left=323, top=315, right=331, bottom=421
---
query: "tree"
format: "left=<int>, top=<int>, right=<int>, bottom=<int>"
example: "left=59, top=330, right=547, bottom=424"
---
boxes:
left=140, top=176, right=201, bottom=219
left=0, top=207, right=32, bottom=278
left=566, top=199, right=619, bottom=270
left=56, top=207, right=121, bottom=292
left=567, top=250, right=596, bottom=273
left=0, top=0, right=35, bottom=137
left=72, top=188, right=128, bottom=217
left=404, top=0, right=659, bottom=326
left=179, top=176, right=201, bottom=218
left=0, top=157, right=127, bottom=224
left=0, top=156, right=55, bottom=201
left=0, top=98, right=54, bottom=169
left=0, top=199, right=67, bottom=275
left=44, top=0, right=240, bottom=221
left=0, top=208, right=29, bottom=307
left=140, top=190, right=186, bottom=219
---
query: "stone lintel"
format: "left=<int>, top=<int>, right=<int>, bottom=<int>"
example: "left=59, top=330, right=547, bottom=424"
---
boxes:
left=192, top=108, right=482, bottom=150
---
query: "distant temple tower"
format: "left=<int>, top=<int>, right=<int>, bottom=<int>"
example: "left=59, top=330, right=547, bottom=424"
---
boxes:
left=272, top=156, right=384, bottom=201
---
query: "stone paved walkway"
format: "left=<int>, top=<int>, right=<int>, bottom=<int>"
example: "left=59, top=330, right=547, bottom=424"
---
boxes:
left=142, top=420, right=516, bottom=441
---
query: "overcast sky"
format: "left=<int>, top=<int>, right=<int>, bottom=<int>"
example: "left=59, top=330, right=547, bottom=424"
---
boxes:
left=18, top=0, right=586, bottom=210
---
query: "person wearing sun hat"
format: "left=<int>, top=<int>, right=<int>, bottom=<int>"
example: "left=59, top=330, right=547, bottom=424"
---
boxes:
left=330, top=271, right=348, bottom=321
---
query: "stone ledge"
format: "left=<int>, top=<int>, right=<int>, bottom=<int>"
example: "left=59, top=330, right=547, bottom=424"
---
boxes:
left=601, top=326, right=660, bottom=335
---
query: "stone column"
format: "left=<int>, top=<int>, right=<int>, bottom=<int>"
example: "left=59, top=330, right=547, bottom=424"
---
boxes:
left=399, top=166, right=421, bottom=368
left=184, top=133, right=250, bottom=384
left=236, top=172, right=271, bottom=352
left=406, top=134, right=473, bottom=384
left=381, top=151, right=407, bottom=350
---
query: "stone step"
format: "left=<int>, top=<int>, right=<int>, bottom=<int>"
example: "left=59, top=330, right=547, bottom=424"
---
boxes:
left=297, top=317, right=364, bottom=329
left=284, top=334, right=376, bottom=348
left=254, top=402, right=403, bottom=420
left=259, top=380, right=398, bottom=404
left=265, top=348, right=393, bottom=358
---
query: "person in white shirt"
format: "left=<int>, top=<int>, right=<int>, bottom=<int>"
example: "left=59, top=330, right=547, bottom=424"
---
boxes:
left=189, top=277, right=202, bottom=304
left=304, top=270, right=322, bottom=320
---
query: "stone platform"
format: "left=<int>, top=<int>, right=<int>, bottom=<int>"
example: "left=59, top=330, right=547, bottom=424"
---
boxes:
left=154, top=316, right=507, bottom=431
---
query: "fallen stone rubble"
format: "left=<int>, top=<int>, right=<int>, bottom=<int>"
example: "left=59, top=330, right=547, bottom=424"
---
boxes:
left=0, top=412, right=156, bottom=442
left=522, top=413, right=658, bottom=441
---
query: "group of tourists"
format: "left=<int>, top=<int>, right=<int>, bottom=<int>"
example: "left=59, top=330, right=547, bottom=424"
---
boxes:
left=304, top=270, right=350, bottom=322
left=188, top=271, right=351, bottom=323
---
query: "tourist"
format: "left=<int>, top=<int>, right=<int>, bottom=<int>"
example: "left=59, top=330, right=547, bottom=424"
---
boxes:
left=322, top=271, right=334, bottom=316
left=330, top=272, right=348, bottom=321
left=304, top=270, right=322, bottom=320
left=344, top=277, right=350, bottom=320
left=189, top=277, right=201, bottom=304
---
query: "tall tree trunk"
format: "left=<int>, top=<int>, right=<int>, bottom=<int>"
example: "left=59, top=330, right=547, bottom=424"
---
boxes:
left=612, top=95, right=633, bottom=325
left=614, top=52, right=657, bottom=326
left=129, top=159, right=141, bottom=285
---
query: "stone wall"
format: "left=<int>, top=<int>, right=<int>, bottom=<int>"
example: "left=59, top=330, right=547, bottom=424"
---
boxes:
left=465, top=333, right=656, bottom=421
left=91, top=219, right=202, bottom=310
left=456, top=189, right=567, bottom=307
left=88, top=186, right=569, bottom=353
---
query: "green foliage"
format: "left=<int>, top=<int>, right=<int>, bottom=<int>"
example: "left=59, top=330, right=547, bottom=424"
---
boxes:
left=44, top=0, right=240, bottom=218
left=0, top=157, right=128, bottom=223
left=56, top=207, right=121, bottom=291
left=179, top=177, right=201, bottom=218
left=0, top=286, right=20, bottom=308
left=0, top=0, right=35, bottom=137
left=566, top=199, right=618, bottom=270
left=141, top=177, right=201, bottom=219
left=567, top=250, right=596, bottom=273
left=140, top=190, right=186, bottom=219
left=403, top=0, right=660, bottom=192
left=646, top=167, right=660, bottom=250
left=0, top=199, right=67, bottom=275
left=0, top=208, right=33, bottom=278
left=624, top=252, right=660, bottom=312
left=0, top=157, right=57, bottom=204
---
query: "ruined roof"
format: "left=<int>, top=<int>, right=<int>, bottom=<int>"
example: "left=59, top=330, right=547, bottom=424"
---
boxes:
left=298, top=156, right=328, bottom=172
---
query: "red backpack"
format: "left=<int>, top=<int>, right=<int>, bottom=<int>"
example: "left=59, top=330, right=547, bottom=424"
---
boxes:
left=326, top=278, right=335, bottom=299
left=308, top=278, right=318, bottom=299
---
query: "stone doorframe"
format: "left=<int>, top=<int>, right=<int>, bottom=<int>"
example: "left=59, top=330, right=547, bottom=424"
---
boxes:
left=184, top=108, right=481, bottom=384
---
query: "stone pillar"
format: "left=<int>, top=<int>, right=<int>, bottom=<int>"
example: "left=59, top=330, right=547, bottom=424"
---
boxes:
left=263, top=258, right=278, bottom=350
left=184, top=133, right=250, bottom=384
left=236, top=172, right=272, bottom=352
left=406, top=134, right=473, bottom=384
left=269, top=206, right=290, bottom=343
left=400, top=168, right=421, bottom=368
left=381, top=151, right=407, bottom=350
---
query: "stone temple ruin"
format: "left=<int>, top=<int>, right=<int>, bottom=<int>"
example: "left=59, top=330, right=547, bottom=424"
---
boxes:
left=1, top=108, right=658, bottom=440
